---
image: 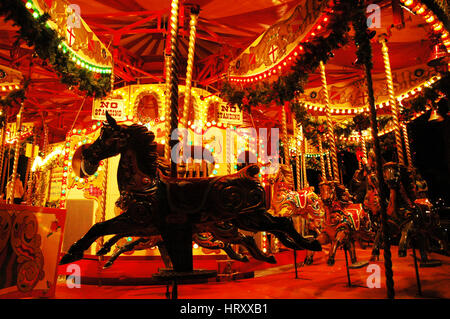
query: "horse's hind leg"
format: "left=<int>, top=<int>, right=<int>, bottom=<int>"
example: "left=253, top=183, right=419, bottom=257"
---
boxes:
left=236, top=212, right=321, bottom=252
left=399, top=221, right=413, bottom=257
left=97, top=234, right=125, bottom=256
left=238, top=235, right=276, bottom=264
left=60, top=214, right=150, bottom=264
left=193, top=234, right=249, bottom=262
left=222, top=244, right=249, bottom=262
left=103, top=237, right=150, bottom=269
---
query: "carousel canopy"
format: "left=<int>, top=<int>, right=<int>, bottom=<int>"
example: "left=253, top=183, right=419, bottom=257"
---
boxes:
left=0, top=0, right=448, bottom=142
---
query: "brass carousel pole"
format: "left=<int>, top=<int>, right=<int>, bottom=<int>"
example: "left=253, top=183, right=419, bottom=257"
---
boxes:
left=166, top=0, right=181, bottom=177
left=402, top=124, right=413, bottom=170
left=379, top=36, right=405, bottom=166
left=359, top=130, right=368, bottom=163
left=318, top=135, right=326, bottom=180
left=181, top=5, right=200, bottom=126
left=0, top=107, right=7, bottom=196
left=281, top=102, right=289, bottom=165
left=7, top=105, right=23, bottom=204
left=320, top=61, right=339, bottom=181
left=302, top=137, right=308, bottom=187
left=293, top=118, right=300, bottom=190
left=25, top=144, right=36, bottom=204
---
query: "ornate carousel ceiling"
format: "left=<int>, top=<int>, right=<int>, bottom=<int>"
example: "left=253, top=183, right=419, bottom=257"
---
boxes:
left=0, top=0, right=447, bottom=142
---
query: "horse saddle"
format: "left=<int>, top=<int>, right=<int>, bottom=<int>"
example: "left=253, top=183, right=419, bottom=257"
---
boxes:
left=158, top=165, right=265, bottom=220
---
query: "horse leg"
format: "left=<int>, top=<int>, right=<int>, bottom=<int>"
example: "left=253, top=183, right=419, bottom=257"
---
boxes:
left=235, top=212, right=321, bottom=252
left=399, top=220, right=413, bottom=257
left=97, top=234, right=125, bottom=256
left=193, top=234, right=249, bottom=262
left=202, top=226, right=271, bottom=263
left=370, top=228, right=382, bottom=261
left=347, top=238, right=357, bottom=264
left=222, top=244, right=249, bottom=262
left=304, top=233, right=328, bottom=265
left=103, top=237, right=151, bottom=269
left=237, top=235, right=276, bottom=264
left=328, top=230, right=347, bottom=266
left=60, top=213, right=156, bottom=265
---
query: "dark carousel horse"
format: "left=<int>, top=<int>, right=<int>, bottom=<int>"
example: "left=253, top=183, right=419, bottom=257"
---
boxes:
left=350, top=163, right=382, bottom=233
left=95, top=143, right=277, bottom=268
left=60, top=112, right=321, bottom=270
left=304, top=180, right=372, bottom=266
left=370, top=162, right=447, bottom=265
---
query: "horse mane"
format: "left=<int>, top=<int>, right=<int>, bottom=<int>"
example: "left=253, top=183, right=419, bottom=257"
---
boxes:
left=124, top=124, right=159, bottom=177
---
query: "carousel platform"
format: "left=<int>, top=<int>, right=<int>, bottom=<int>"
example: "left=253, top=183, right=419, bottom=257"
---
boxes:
left=50, top=248, right=450, bottom=299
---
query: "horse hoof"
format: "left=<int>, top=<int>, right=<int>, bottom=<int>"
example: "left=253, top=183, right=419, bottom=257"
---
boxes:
left=267, top=255, right=277, bottom=264
left=327, top=258, right=335, bottom=266
left=398, top=250, right=407, bottom=258
left=59, top=251, right=84, bottom=265
left=369, top=255, right=379, bottom=262
left=304, top=257, right=313, bottom=265
left=103, top=261, right=113, bottom=269
left=241, top=255, right=250, bottom=262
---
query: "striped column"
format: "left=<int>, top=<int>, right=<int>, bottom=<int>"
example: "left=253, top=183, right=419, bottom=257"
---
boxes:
left=380, top=37, right=404, bottom=166
left=320, top=61, right=339, bottom=180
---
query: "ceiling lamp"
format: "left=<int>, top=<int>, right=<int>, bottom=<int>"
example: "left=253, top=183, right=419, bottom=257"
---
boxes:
left=428, top=109, right=444, bottom=122
left=427, top=44, right=448, bottom=73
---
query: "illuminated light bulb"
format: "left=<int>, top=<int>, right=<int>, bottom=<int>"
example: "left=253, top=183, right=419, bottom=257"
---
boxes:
left=317, top=25, right=322, bottom=30
left=442, top=32, right=449, bottom=39
left=433, top=23, right=443, bottom=31
left=426, top=15, right=435, bottom=23
left=26, top=2, right=32, bottom=9
left=311, top=32, right=316, bottom=36
left=404, top=0, right=414, bottom=6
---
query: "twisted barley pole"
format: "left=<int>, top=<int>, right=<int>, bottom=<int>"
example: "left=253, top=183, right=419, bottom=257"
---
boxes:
left=7, top=105, right=23, bottom=204
left=165, top=0, right=181, bottom=176
left=320, top=61, right=339, bottom=181
left=359, top=131, right=367, bottom=163
left=318, top=135, right=326, bottom=179
left=281, top=102, right=289, bottom=165
left=293, top=118, right=300, bottom=190
left=182, top=6, right=200, bottom=126
left=302, top=138, right=308, bottom=187
left=402, top=124, right=413, bottom=170
left=380, top=37, right=404, bottom=166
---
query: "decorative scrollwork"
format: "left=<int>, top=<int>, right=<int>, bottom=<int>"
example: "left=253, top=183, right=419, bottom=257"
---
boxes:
left=10, top=212, right=45, bottom=292
left=0, top=211, right=12, bottom=254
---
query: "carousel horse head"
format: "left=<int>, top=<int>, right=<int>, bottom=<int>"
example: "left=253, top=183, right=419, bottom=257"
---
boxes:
left=318, top=180, right=336, bottom=206
left=383, top=162, right=415, bottom=194
left=364, top=173, right=381, bottom=216
left=303, top=189, right=326, bottom=232
left=80, top=111, right=158, bottom=177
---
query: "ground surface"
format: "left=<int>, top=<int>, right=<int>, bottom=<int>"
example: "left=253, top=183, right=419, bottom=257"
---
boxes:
left=52, top=248, right=450, bottom=299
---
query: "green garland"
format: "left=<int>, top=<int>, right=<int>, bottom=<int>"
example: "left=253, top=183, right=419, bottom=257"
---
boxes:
left=220, top=0, right=357, bottom=109
left=0, top=0, right=111, bottom=98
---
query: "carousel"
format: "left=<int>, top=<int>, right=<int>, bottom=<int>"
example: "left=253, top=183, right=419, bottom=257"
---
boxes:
left=0, top=0, right=449, bottom=301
